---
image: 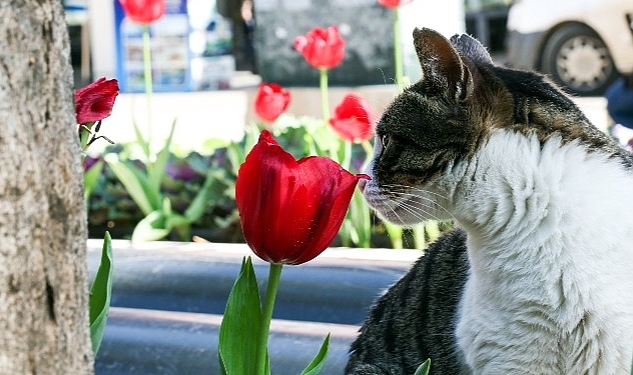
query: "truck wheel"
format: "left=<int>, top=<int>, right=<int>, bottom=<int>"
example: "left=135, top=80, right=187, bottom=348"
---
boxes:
left=541, top=23, right=618, bottom=96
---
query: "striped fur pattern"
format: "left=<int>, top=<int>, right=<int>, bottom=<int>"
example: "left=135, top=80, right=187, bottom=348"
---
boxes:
left=345, top=28, right=633, bottom=374
left=346, top=229, right=469, bottom=374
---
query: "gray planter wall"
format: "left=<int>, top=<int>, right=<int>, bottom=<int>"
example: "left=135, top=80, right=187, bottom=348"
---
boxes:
left=88, top=241, right=419, bottom=375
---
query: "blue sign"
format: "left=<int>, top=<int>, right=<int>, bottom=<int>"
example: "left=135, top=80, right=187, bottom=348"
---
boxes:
left=114, top=0, right=191, bottom=92
left=114, top=0, right=235, bottom=92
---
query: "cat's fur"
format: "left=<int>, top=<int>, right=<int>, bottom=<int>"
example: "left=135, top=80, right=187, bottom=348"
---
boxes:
left=345, top=28, right=633, bottom=374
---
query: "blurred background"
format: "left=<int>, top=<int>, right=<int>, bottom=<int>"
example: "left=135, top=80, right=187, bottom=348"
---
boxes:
left=66, top=0, right=633, bottom=96
left=70, top=0, right=633, bottom=241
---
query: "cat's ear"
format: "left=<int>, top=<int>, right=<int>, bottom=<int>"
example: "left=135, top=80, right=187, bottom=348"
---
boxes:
left=449, top=33, right=493, bottom=66
left=413, top=28, right=473, bottom=101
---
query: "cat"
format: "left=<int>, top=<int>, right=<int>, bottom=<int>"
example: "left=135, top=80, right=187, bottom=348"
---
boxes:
left=345, top=27, right=633, bottom=375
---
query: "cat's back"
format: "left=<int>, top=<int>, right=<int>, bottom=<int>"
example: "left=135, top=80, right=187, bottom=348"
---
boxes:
left=345, top=229, right=469, bottom=375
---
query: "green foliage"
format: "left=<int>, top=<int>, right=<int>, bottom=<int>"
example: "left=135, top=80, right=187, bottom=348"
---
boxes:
left=413, top=359, right=431, bottom=375
left=89, top=122, right=240, bottom=241
left=219, top=257, right=330, bottom=375
left=300, top=334, right=330, bottom=375
left=105, top=118, right=238, bottom=242
left=89, top=232, right=113, bottom=355
left=218, top=257, right=265, bottom=375
left=105, top=156, right=159, bottom=216
left=83, top=159, right=104, bottom=202
left=88, top=115, right=449, bottom=247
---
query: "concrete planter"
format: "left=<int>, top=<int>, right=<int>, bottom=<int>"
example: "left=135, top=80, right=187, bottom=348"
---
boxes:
left=88, top=240, right=420, bottom=374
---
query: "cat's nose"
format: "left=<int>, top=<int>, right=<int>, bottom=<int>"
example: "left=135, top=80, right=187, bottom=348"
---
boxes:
left=358, top=179, right=367, bottom=193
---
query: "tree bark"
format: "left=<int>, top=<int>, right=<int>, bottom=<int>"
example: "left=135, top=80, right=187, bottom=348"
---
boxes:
left=0, top=1, right=93, bottom=374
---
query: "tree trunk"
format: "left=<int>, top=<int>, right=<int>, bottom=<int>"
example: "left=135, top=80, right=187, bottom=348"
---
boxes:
left=0, top=1, right=93, bottom=374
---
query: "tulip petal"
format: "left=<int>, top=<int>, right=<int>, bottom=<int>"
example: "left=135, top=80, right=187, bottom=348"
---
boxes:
left=236, top=131, right=369, bottom=265
left=119, top=0, right=166, bottom=24
left=294, top=26, right=346, bottom=69
left=254, top=83, right=291, bottom=123
left=328, top=94, right=375, bottom=142
left=378, top=0, right=415, bottom=8
left=75, top=77, right=119, bottom=124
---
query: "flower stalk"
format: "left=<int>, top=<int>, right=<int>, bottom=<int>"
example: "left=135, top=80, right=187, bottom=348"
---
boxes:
left=319, top=67, right=330, bottom=123
left=392, top=7, right=405, bottom=91
left=142, top=24, right=153, bottom=158
left=256, top=263, right=283, bottom=374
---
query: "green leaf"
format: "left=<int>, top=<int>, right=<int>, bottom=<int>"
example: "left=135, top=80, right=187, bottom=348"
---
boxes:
left=384, top=221, right=404, bottom=249
left=413, top=359, right=431, bottom=375
left=83, top=160, right=104, bottom=201
left=105, top=155, right=161, bottom=215
left=148, top=118, right=177, bottom=196
left=201, top=137, right=230, bottom=155
left=131, top=210, right=172, bottom=242
left=168, top=213, right=190, bottom=228
left=425, top=220, right=441, bottom=244
left=219, top=257, right=263, bottom=375
left=219, top=356, right=228, bottom=375
left=183, top=168, right=216, bottom=223
left=412, top=224, right=426, bottom=250
left=89, top=232, right=114, bottom=355
left=300, top=334, right=330, bottom=375
left=226, top=141, right=246, bottom=177
left=162, top=196, right=172, bottom=217
left=132, top=119, right=151, bottom=162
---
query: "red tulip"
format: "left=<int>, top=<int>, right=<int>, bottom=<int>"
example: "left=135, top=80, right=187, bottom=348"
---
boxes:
left=236, top=131, right=369, bottom=265
left=254, top=83, right=291, bottom=123
left=329, top=94, right=375, bottom=143
left=294, top=26, right=346, bottom=69
left=119, top=0, right=166, bottom=24
left=75, top=77, right=119, bottom=124
left=378, top=0, right=415, bottom=7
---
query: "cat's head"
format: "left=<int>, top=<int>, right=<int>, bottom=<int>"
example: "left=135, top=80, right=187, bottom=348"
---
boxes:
left=362, top=28, right=628, bottom=226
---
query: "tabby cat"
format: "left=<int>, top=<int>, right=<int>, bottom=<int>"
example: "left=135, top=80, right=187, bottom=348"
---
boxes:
left=345, top=28, right=633, bottom=375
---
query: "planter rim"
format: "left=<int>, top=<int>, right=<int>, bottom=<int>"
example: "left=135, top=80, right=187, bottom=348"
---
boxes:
left=87, top=238, right=422, bottom=264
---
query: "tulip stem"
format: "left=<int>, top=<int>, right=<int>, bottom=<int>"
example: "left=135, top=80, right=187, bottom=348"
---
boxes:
left=361, top=140, right=374, bottom=166
left=392, top=7, right=405, bottom=91
left=79, top=122, right=93, bottom=153
left=142, top=24, right=153, bottom=159
left=342, top=139, right=352, bottom=171
left=319, top=67, right=330, bottom=123
left=257, top=262, right=283, bottom=374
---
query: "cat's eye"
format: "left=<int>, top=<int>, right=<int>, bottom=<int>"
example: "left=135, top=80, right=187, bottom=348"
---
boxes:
left=380, top=134, right=390, bottom=149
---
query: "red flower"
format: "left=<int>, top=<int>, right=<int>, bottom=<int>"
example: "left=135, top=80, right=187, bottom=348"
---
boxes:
left=236, top=131, right=369, bottom=265
left=119, top=0, right=166, bottom=24
left=294, top=26, right=346, bottom=69
left=75, top=77, right=119, bottom=124
left=378, top=0, right=415, bottom=7
left=329, top=94, right=375, bottom=143
left=254, top=83, right=291, bottom=122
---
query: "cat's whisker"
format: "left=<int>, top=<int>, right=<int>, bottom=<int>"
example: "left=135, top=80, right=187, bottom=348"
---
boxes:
left=384, top=199, right=426, bottom=223
left=378, top=182, right=457, bottom=222
left=384, top=190, right=457, bottom=222
left=378, top=191, right=442, bottom=224
left=392, top=198, right=446, bottom=224
left=382, top=202, right=409, bottom=225
left=382, top=183, right=451, bottom=201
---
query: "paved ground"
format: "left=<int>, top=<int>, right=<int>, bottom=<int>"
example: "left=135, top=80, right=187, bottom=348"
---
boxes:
left=93, top=72, right=611, bottom=155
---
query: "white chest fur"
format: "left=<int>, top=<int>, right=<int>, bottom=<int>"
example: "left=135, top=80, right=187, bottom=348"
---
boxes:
left=454, top=130, right=633, bottom=374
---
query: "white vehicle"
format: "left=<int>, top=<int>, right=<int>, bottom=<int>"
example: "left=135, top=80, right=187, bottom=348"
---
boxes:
left=505, top=0, right=633, bottom=95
